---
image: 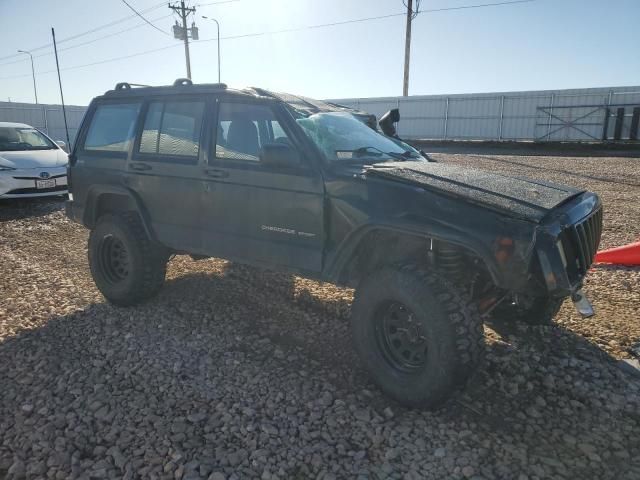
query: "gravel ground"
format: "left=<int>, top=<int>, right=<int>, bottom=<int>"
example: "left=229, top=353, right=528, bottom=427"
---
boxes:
left=1, top=153, right=639, bottom=480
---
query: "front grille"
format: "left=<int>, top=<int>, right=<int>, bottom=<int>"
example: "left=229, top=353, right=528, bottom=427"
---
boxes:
left=6, top=185, right=68, bottom=195
left=12, top=173, right=67, bottom=180
left=560, top=206, right=603, bottom=282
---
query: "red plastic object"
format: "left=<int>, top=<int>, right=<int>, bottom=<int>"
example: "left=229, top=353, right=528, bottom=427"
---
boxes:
left=594, top=241, right=640, bottom=266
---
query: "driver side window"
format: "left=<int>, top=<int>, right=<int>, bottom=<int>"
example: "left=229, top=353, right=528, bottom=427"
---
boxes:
left=215, top=102, right=292, bottom=162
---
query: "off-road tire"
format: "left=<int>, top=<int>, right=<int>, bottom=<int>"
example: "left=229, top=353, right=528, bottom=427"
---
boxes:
left=89, top=213, right=168, bottom=306
left=351, top=265, right=484, bottom=409
left=493, top=296, right=564, bottom=326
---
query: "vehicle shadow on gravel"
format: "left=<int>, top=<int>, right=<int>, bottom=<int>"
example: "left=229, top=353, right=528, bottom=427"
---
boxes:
left=1, top=267, right=639, bottom=479
left=0, top=197, right=65, bottom=222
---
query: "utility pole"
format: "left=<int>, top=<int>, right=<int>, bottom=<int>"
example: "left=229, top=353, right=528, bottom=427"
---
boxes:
left=402, top=0, right=420, bottom=97
left=169, top=1, right=198, bottom=80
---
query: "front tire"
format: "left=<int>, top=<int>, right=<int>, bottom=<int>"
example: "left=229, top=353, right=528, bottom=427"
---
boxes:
left=88, top=213, right=168, bottom=306
left=351, top=266, right=484, bottom=409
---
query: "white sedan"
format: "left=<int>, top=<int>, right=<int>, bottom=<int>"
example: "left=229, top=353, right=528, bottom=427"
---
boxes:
left=0, top=122, right=69, bottom=199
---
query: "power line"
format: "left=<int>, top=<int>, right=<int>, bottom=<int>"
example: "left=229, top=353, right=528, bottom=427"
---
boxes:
left=0, top=0, right=167, bottom=62
left=195, top=0, right=240, bottom=6
left=120, top=0, right=171, bottom=36
left=422, top=0, right=534, bottom=14
left=0, top=0, right=539, bottom=82
left=0, top=14, right=174, bottom=68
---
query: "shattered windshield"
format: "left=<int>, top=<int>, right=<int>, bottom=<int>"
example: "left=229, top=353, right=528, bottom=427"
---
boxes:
left=295, top=112, right=422, bottom=163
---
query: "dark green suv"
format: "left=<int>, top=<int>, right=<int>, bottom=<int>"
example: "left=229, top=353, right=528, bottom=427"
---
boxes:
left=66, top=79, right=603, bottom=408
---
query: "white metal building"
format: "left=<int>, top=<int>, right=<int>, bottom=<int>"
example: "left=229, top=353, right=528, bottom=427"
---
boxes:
left=2, top=86, right=639, bottom=146
left=0, top=101, right=87, bottom=145
left=330, top=86, right=640, bottom=142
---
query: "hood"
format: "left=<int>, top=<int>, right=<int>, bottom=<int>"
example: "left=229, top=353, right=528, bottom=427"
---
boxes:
left=366, top=161, right=584, bottom=222
left=0, top=149, right=68, bottom=169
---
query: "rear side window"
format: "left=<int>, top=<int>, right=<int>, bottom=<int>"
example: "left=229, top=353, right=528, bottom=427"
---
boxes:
left=138, top=100, right=205, bottom=161
left=84, top=103, right=140, bottom=153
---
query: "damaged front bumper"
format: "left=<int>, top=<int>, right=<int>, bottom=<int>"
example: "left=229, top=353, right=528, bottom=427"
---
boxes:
left=536, top=193, right=602, bottom=317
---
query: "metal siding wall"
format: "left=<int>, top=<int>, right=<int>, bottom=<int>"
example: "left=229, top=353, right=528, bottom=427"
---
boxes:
left=3, top=87, right=640, bottom=144
left=330, top=86, right=640, bottom=141
left=0, top=102, right=87, bottom=146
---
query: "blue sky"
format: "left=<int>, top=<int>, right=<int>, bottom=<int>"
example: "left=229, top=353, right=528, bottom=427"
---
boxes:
left=0, top=0, right=638, bottom=105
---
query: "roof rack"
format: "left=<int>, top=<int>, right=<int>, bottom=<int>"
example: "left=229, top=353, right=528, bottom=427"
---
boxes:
left=246, top=87, right=275, bottom=98
left=173, top=78, right=193, bottom=86
left=107, top=79, right=230, bottom=96
left=114, top=82, right=151, bottom=90
left=172, top=78, right=228, bottom=89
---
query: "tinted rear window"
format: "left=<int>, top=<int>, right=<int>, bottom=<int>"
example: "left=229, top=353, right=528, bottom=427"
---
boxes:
left=84, top=103, right=141, bottom=153
left=138, top=100, right=205, bottom=160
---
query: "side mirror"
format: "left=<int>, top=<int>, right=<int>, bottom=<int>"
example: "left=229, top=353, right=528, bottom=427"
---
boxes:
left=55, top=140, right=66, bottom=148
left=379, top=109, right=400, bottom=137
left=259, top=143, right=301, bottom=168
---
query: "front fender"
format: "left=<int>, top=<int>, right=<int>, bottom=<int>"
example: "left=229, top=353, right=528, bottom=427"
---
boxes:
left=324, top=220, right=506, bottom=286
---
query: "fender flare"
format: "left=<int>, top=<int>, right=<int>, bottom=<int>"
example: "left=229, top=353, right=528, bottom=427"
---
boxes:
left=83, top=184, right=155, bottom=240
left=325, top=222, right=501, bottom=285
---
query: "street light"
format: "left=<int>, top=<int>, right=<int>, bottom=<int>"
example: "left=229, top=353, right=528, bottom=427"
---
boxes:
left=201, top=16, right=221, bottom=83
left=17, top=49, right=38, bottom=104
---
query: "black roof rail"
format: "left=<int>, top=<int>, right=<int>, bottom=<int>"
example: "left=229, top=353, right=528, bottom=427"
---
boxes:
left=114, top=82, right=151, bottom=90
left=173, top=78, right=193, bottom=86
left=107, top=80, right=229, bottom=96
left=171, top=78, right=228, bottom=89
left=247, top=87, right=275, bottom=98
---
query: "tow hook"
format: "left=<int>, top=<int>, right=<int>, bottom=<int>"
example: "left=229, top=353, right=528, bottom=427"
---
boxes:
left=571, top=289, right=595, bottom=318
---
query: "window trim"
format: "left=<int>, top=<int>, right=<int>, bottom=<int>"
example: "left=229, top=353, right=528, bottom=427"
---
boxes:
left=131, top=96, right=208, bottom=166
left=77, top=99, right=142, bottom=159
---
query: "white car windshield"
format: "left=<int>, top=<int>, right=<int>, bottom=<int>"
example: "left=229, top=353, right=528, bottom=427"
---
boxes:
left=0, top=127, right=56, bottom=151
left=296, top=112, right=421, bottom=163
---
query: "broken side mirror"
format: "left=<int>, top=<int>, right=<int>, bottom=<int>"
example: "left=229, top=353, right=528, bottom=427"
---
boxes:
left=379, top=108, right=400, bottom=137
left=259, top=143, right=301, bottom=168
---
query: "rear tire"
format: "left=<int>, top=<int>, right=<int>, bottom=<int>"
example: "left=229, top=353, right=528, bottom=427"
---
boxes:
left=89, top=213, right=168, bottom=306
left=493, top=295, right=563, bottom=326
left=351, top=266, right=484, bottom=409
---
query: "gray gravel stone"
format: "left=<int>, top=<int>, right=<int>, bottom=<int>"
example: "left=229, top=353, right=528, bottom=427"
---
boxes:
left=1, top=191, right=640, bottom=480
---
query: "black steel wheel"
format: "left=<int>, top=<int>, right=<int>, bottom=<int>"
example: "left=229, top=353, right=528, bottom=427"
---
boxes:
left=375, top=301, right=428, bottom=372
left=89, top=213, right=168, bottom=306
left=351, top=266, right=484, bottom=409
left=98, top=235, right=130, bottom=284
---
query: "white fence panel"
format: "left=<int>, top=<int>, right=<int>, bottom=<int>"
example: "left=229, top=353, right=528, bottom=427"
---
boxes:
left=0, top=101, right=87, bottom=146
left=330, top=86, right=640, bottom=142
left=3, top=86, right=640, bottom=145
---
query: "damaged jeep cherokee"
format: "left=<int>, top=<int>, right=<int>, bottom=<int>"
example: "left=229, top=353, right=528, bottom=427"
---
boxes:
left=66, top=79, right=603, bottom=408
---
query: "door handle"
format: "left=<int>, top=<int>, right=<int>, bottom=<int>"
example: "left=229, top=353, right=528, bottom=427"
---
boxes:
left=130, top=163, right=152, bottom=171
left=205, top=168, right=229, bottom=178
